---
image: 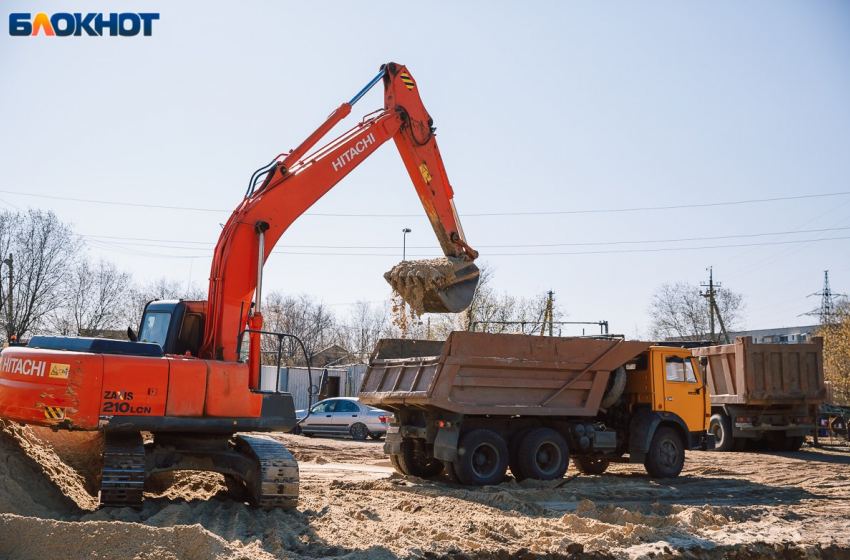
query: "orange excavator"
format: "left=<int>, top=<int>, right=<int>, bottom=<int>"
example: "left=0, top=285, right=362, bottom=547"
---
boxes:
left=0, top=62, right=479, bottom=509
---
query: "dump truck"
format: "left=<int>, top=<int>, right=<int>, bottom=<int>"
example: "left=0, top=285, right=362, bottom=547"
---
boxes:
left=358, top=332, right=714, bottom=485
left=693, top=336, right=825, bottom=452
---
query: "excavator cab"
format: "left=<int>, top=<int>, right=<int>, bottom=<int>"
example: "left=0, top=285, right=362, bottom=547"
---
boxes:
left=136, top=300, right=206, bottom=357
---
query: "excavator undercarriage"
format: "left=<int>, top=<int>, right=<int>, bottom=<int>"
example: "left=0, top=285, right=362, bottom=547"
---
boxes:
left=101, top=432, right=299, bottom=510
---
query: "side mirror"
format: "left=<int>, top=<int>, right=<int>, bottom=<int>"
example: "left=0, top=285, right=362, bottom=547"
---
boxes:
left=319, top=369, right=329, bottom=395
left=127, top=327, right=138, bottom=342
left=698, top=356, right=708, bottom=366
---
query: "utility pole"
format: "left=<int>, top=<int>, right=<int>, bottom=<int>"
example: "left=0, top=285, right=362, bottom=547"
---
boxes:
left=540, top=290, right=554, bottom=337
left=701, top=267, right=730, bottom=344
left=805, top=271, right=846, bottom=325
left=3, top=254, right=12, bottom=343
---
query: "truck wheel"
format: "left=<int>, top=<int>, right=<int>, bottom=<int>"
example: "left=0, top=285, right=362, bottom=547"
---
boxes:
left=389, top=454, right=408, bottom=475
left=398, top=440, right=444, bottom=479
left=709, top=413, right=735, bottom=452
left=518, top=428, right=569, bottom=481
left=455, top=429, right=509, bottom=486
left=443, top=460, right=463, bottom=483
left=508, top=428, right=534, bottom=481
left=572, top=456, right=609, bottom=475
left=350, top=423, right=370, bottom=441
left=644, top=426, right=685, bottom=478
left=600, top=367, right=627, bottom=408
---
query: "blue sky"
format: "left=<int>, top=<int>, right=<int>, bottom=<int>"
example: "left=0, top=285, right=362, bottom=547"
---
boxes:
left=1, top=1, right=849, bottom=336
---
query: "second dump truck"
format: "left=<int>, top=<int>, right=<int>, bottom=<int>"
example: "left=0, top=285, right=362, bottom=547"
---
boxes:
left=694, top=336, right=825, bottom=452
left=359, top=332, right=714, bottom=485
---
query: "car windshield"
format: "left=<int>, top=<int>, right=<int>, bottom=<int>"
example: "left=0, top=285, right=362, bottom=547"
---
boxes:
left=139, top=311, right=171, bottom=348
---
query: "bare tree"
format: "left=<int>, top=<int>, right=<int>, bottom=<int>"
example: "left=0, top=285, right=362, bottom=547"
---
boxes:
left=647, top=281, right=744, bottom=342
left=122, top=277, right=206, bottom=329
left=47, top=257, right=133, bottom=337
left=337, top=300, right=392, bottom=363
left=459, top=264, right=556, bottom=335
left=261, top=292, right=338, bottom=366
left=0, top=210, right=80, bottom=340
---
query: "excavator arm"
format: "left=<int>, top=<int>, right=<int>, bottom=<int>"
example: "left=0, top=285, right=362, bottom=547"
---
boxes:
left=200, top=63, right=478, bottom=362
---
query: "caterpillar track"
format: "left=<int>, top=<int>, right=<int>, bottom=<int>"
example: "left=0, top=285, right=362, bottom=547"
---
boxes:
left=236, top=435, right=299, bottom=510
left=97, top=433, right=299, bottom=511
left=100, top=433, right=146, bottom=509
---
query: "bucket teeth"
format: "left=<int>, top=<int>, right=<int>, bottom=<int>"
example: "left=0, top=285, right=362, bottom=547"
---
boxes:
left=385, top=257, right=479, bottom=315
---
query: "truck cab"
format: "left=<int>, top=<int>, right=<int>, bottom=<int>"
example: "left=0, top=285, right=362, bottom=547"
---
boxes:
left=622, top=345, right=712, bottom=451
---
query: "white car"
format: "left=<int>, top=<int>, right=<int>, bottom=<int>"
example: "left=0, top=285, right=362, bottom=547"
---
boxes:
left=293, top=397, right=392, bottom=440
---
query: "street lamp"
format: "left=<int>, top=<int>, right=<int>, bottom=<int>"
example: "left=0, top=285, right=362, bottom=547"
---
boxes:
left=402, top=228, right=411, bottom=261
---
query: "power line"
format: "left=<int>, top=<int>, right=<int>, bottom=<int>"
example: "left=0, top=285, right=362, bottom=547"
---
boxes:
left=79, top=225, right=850, bottom=250
left=266, top=235, right=850, bottom=257
left=2, top=188, right=848, bottom=217
left=82, top=234, right=850, bottom=260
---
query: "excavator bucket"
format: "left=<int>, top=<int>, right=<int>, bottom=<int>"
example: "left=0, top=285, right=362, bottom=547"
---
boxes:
left=384, top=257, right=479, bottom=314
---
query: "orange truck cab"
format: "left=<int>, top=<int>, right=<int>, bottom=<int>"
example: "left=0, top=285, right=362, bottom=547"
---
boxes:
left=620, top=344, right=713, bottom=463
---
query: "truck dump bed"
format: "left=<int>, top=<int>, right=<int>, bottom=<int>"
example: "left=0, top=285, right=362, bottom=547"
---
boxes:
left=358, top=332, right=651, bottom=417
left=692, top=336, right=825, bottom=405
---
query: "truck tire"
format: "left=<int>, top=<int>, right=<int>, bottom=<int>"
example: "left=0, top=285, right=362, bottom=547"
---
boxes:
left=455, top=429, right=509, bottom=486
left=508, top=428, right=534, bottom=481
left=644, top=426, right=685, bottom=478
left=398, top=440, right=443, bottom=479
left=518, top=428, right=569, bottom=481
left=709, top=413, right=735, bottom=452
left=572, top=456, right=609, bottom=475
left=600, top=367, right=627, bottom=409
left=389, top=453, right=408, bottom=475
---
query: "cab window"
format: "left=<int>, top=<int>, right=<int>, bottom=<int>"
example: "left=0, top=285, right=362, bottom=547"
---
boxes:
left=139, top=312, right=171, bottom=348
left=684, top=358, right=698, bottom=383
left=665, top=355, right=697, bottom=383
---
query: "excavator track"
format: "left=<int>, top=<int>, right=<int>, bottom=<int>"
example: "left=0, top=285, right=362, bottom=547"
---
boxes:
left=235, top=434, right=299, bottom=510
left=100, top=433, right=146, bottom=509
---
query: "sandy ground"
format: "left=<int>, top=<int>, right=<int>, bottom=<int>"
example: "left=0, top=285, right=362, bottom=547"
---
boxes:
left=1, top=422, right=849, bottom=560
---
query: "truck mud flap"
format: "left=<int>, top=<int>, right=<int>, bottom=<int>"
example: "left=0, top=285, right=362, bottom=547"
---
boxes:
left=628, top=411, right=661, bottom=464
left=433, top=427, right=460, bottom=462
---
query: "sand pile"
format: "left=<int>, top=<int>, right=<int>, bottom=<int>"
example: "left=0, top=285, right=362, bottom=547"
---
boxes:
left=0, top=420, right=96, bottom=515
left=0, top=430, right=847, bottom=559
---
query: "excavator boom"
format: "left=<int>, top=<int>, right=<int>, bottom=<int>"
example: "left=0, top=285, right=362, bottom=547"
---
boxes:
left=200, top=63, right=478, bottom=362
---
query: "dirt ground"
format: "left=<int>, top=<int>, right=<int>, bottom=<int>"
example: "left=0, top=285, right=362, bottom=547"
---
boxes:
left=1, top=423, right=849, bottom=560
